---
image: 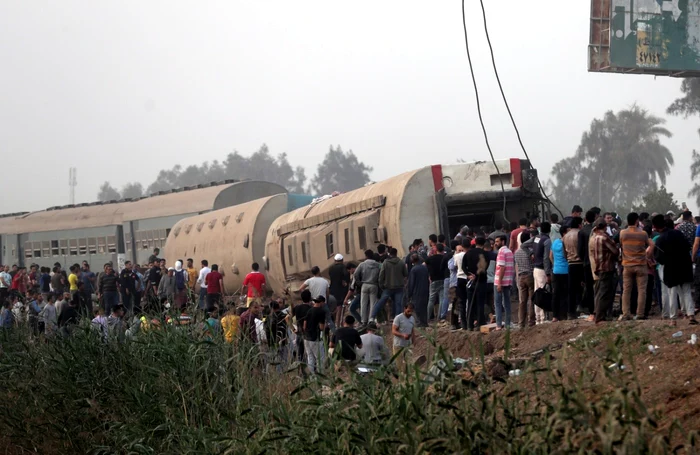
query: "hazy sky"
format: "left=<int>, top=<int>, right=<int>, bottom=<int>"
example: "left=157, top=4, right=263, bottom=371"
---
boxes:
left=1, top=1, right=698, bottom=214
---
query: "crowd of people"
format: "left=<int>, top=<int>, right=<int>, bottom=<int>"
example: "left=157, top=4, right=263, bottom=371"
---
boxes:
left=1, top=204, right=698, bottom=374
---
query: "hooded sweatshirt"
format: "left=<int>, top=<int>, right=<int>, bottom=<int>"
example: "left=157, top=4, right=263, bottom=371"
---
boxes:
left=379, top=256, right=407, bottom=290
left=354, top=259, right=380, bottom=286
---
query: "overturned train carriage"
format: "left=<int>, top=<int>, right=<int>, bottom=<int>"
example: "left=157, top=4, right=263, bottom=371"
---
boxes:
left=163, top=193, right=291, bottom=293
left=265, top=159, right=543, bottom=295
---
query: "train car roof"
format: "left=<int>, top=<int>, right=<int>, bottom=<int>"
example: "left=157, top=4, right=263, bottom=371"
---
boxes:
left=0, top=180, right=288, bottom=234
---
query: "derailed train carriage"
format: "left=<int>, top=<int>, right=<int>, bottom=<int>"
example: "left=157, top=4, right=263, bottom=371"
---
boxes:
left=164, top=159, right=545, bottom=296
left=0, top=180, right=306, bottom=271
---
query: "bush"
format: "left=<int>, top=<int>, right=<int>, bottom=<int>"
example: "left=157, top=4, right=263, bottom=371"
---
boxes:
left=0, top=321, right=696, bottom=454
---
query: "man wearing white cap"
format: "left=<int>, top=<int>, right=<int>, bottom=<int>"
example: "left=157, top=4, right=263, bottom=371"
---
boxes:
left=328, top=254, right=349, bottom=326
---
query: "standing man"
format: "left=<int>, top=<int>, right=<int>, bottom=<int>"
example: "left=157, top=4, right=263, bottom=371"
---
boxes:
left=464, top=237, right=489, bottom=330
left=407, top=254, right=430, bottom=327
left=68, top=265, right=80, bottom=299
left=578, top=210, right=597, bottom=318
left=196, top=260, right=211, bottom=310
left=374, top=248, right=407, bottom=321
left=655, top=215, right=696, bottom=324
left=532, top=222, right=552, bottom=324
left=564, top=217, right=584, bottom=320
left=494, top=235, right=514, bottom=330
left=186, top=258, right=197, bottom=292
left=359, top=321, right=389, bottom=365
left=514, top=231, right=535, bottom=328
left=589, top=219, right=619, bottom=323
left=98, top=263, right=120, bottom=314
left=353, top=250, right=381, bottom=325
left=205, top=264, right=224, bottom=312
left=677, top=211, right=696, bottom=248
left=424, top=243, right=446, bottom=323
left=509, top=218, right=528, bottom=253
left=0, top=265, right=10, bottom=305
left=119, top=261, right=138, bottom=315
left=619, top=212, right=654, bottom=321
left=303, top=296, right=327, bottom=374
left=392, top=303, right=416, bottom=368
left=328, top=254, right=348, bottom=325
left=80, top=262, right=96, bottom=312
left=242, top=262, right=267, bottom=307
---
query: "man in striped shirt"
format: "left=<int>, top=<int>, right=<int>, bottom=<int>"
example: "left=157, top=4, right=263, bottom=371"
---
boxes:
left=619, top=212, right=654, bottom=320
left=494, top=235, right=514, bottom=330
left=589, top=220, right=619, bottom=323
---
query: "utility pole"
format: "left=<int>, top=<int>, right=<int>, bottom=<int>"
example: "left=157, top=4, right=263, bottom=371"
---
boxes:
left=69, top=167, right=77, bottom=204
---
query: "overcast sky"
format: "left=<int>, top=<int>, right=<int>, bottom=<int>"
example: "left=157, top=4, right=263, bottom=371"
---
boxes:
left=1, top=1, right=697, bottom=214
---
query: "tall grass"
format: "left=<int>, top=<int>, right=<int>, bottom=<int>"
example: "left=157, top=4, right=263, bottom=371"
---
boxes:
left=0, top=320, right=696, bottom=454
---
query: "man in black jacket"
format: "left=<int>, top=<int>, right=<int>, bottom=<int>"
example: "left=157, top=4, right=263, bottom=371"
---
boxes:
left=463, top=237, right=489, bottom=330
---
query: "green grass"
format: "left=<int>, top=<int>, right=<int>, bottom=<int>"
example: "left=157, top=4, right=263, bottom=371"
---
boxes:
left=0, top=320, right=696, bottom=454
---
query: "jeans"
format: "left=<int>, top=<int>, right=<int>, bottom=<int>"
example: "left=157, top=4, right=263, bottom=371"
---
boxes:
left=199, top=287, right=207, bottom=310
left=594, top=272, right=616, bottom=322
left=457, top=278, right=468, bottom=329
left=568, top=263, right=584, bottom=317
left=552, top=274, right=568, bottom=320
left=348, top=294, right=362, bottom=323
left=439, top=279, right=450, bottom=320
left=517, top=274, right=535, bottom=327
left=372, top=288, right=403, bottom=320
left=427, top=280, right=444, bottom=323
left=102, top=291, right=119, bottom=314
left=466, top=281, right=487, bottom=330
left=622, top=265, right=647, bottom=318
left=121, top=291, right=132, bottom=314
left=360, top=283, right=378, bottom=324
left=304, top=339, right=325, bottom=374
left=494, top=285, right=511, bottom=328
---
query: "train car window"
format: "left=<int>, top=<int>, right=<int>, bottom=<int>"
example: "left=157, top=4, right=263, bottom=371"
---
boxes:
left=243, top=234, right=249, bottom=249
left=88, top=238, right=97, bottom=255
left=51, top=240, right=59, bottom=256
left=98, top=237, right=106, bottom=254
left=107, top=236, right=117, bottom=253
left=344, top=228, right=350, bottom=254
left=287, top=245, right=294, bottom=266
left=33, top=241, right=41, bottom=258
left=165, top=228, right=171, bottom=238
left=125, top=237, right=131, bottom=252
left=42, top=241, right=50, bottom=258
left=160, top=229, right=167, bottom=241
left=24, top=241, right=32, bottom=259
left=69, top=239, right=78, bottom=256
left=11, top=245, right=15, bottom=258
left=78, top=238, right=87, bottom=255
left=301, top=241, right=307, bottom=263
left=59, top=240, right=68, bottom=256
left=358, top=226, right=367, bottom=251
left=325, top=232, right=334, bottom=258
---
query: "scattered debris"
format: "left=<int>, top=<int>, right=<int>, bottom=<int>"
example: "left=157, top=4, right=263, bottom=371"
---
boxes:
left=689, top=334, right=698, bottom=345
left=508, top=369, right=522, bottom=377
left=568, top=332, right=583, bottom=343
left=648, top=344, right=659, bottom=354
left=649, top=366, right=655, bottom=371
left=608, top=363, right=626, bottom=371
left=672, top=331, right=683, bottom=338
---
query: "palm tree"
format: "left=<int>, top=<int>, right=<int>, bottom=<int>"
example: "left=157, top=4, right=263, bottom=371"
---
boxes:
left=551, top=106, right=673, bottom=211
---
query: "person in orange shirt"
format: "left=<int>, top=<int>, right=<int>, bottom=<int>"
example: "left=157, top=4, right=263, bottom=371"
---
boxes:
left=186, top=258, right=198, bottom=290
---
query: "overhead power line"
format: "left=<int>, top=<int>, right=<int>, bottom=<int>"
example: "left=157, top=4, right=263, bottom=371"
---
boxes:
left=461, top=0, right=509, bottom=224
left=476, top=0, right=563, bottom=217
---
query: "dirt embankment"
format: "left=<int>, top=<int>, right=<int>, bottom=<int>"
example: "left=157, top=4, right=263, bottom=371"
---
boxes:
left=379, top=319, right=700, bottom=433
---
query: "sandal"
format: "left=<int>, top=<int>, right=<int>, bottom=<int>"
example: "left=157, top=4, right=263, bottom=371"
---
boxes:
left=689, top=318, right=698, bottom=325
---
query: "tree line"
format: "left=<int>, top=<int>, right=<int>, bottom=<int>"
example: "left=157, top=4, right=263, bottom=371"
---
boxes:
left=97, top=145, right=373, bottom=201
left=548, top=79, right=700, bottom=215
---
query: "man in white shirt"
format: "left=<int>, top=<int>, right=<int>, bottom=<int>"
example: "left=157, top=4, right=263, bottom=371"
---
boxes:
left=0, top=265, right=11, bottom=304
left=196, top=259, right=211, bottom=310
left=299, top=266, right=332, bottom=330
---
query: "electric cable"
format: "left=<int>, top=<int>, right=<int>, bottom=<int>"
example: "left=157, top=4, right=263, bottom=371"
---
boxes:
left=461, top=0, right=509, bottom=224
left=476, top=0, right=564, bottom=217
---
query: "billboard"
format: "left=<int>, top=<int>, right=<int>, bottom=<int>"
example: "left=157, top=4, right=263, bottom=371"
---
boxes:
left=589, top=0, right=700, bottom=76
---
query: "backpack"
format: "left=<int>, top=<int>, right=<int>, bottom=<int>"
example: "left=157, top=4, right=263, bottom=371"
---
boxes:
left=174, top=270, right=186, bottom=291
